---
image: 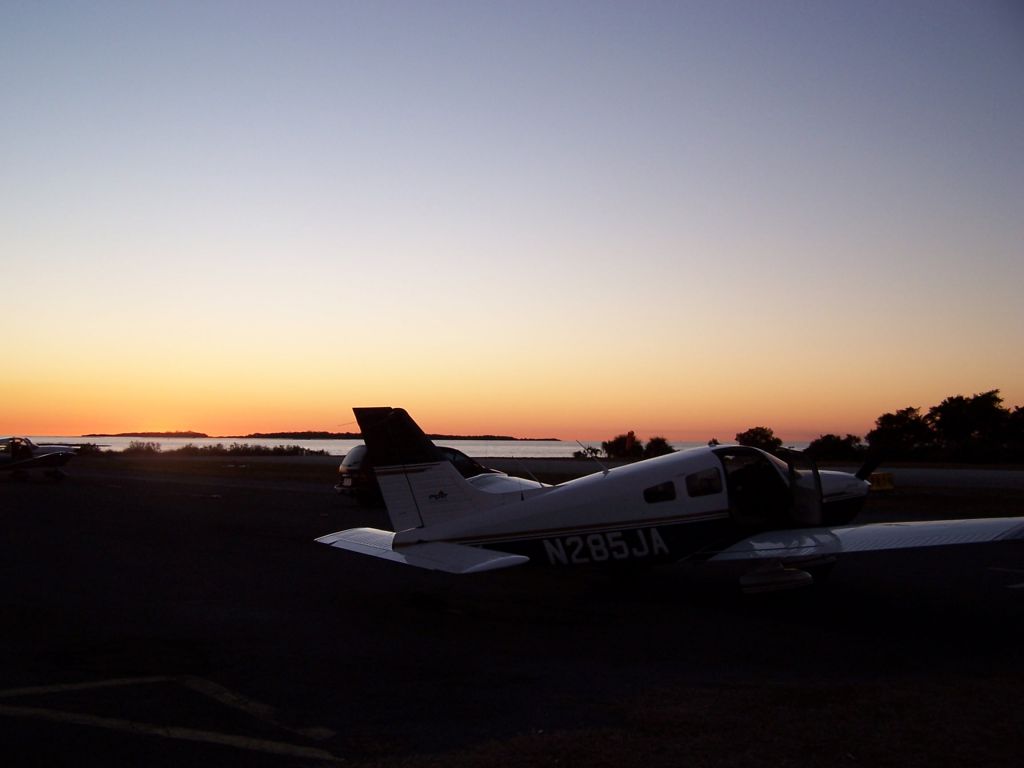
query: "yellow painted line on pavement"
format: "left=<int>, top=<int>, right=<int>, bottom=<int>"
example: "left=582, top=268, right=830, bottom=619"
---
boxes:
left=0, top=705, right=342, bottom=762
left=0, top=677, right=340, bottom=761
left=0, top=676, right=173, bottom=698
left=178, top=675, right=335, bottom=740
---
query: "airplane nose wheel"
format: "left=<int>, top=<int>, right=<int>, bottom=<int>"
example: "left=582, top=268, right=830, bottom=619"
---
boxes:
left=739, top=557, right=838, bottom=594
left=740, top=562, right=814, bottom=593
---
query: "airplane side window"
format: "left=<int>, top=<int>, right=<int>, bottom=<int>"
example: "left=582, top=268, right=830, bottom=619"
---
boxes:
left=685, top=467, right=723, bottom=497
left=643, top=481, right=676, bottom=504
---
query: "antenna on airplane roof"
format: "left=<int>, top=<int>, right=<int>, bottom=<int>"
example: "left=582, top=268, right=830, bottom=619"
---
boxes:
left=507, top=458, right=545, bottom=499
left=510, top=456, right=543, bottom=487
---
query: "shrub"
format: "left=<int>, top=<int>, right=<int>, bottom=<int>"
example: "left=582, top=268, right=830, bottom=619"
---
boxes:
left=735, top=427, right=782, bottom=454
left=602, top=432, right=644, bottom=460
left=643, top=436, right=676, bottom=458
left=123, top=441, right=162, bottom=454
left=805, top=433, right=866, bottom=462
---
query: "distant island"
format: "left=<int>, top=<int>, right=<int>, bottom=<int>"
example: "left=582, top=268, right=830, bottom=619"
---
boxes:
left=81, top=430, right=559, bottom=441
left=225, top=431, right=560, bottom=441
left=426, top=434, right=559, bottom=442
left=225, top=431, right=360, bottom=440
left=83, top=431, right=209, bottom=438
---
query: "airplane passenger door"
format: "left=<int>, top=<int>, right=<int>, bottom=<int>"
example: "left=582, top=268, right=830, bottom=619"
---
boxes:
left=715, top=448, right=791, bottom=530
left=779, top=449, right=823, bottom=526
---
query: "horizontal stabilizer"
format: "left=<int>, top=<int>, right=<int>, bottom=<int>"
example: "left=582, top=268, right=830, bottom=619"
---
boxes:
left=315, top=527, right=529, bottom=574
left=710, top=517, right=1024, bottom=562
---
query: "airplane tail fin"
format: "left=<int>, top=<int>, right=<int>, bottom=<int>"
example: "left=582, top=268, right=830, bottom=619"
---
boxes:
left=354, top=407, right=442, bottom=467
left=354, top=407, right=502, bottom=534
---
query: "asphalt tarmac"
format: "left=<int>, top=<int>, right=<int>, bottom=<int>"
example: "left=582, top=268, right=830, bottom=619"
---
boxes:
left=3, top=458, right=1024, bottom=767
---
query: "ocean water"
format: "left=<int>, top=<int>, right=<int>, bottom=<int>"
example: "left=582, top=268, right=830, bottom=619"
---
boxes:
left=27, top=435, right=809, bottom=457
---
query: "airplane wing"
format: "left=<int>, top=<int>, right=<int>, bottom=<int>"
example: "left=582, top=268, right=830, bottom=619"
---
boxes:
left=709, top=517, right=1024, bottom=562
left=315, top=527, right=529, bottom=574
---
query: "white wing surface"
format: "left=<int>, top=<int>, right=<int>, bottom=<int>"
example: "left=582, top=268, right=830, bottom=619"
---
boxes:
left=315, top=527, right=529, bottom=574
left=710, top=517, right=1024, bottom=562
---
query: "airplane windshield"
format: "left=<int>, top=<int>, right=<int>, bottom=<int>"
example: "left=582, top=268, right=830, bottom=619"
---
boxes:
left=715, top=447, right=791, bottom=483
left=764, top=452, right=791, bottom=478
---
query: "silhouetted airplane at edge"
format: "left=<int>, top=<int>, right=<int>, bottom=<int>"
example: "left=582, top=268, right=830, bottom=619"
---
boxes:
left=316, top=407, right=1024, bottom=592
left=1, top=437, right=77, bottom=480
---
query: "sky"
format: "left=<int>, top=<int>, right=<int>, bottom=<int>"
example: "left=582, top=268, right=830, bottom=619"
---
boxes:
left=2, top=0, right=1022, bottom=441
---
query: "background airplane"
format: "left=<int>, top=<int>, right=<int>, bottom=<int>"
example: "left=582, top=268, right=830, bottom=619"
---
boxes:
left=0, top=437, right=77, bottom=480
left=317, top=408, right=1024, bottom=591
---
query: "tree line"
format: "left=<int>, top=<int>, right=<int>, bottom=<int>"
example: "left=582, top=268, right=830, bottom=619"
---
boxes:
left=595, top=390, right=1024, bottom=464
left=832, top=389, right=1023, bottom=464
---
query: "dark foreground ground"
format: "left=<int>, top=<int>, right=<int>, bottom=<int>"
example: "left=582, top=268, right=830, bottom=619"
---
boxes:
left=3, top=456, right=1024, bottom=767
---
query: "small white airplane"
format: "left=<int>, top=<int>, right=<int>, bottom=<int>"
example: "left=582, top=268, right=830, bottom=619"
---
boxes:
left=316, top=408, right=1024, bottom=591
left=1, top=437, right=77, bottom=480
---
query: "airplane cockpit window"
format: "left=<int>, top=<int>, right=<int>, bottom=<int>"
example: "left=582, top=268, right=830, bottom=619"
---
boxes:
left=643, top=481, right=676, bottom=504
left=685, top=467, right=723, bottom=497
left=10, top=438, right=33, bottom=461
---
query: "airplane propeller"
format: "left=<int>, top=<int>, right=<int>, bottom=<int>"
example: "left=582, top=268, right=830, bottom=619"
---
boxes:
left=855, top=451, right=884, bottom=481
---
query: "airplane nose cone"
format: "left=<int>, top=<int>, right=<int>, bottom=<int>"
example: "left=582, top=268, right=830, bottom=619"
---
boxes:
left=819, top=471, right=870, bottom=499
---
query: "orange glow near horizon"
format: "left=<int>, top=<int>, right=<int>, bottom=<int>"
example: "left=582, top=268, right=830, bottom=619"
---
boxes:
left=4, top=286, right=1022, bottom=441
left=4, top=298, right=1023, bottom=441
left=5, top=361, right=1022, bottom=442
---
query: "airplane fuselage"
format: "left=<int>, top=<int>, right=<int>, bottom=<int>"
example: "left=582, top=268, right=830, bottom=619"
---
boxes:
left=316, top=408, right=1024, bottom=584
left=387, top=446, right=868, bottom=567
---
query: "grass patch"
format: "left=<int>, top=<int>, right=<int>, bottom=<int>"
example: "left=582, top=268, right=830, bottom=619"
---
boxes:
left=120, top=440, right=329, bottom=457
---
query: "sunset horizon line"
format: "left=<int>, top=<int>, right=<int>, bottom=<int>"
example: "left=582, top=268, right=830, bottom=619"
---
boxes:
left=14, top=423, right=870, bottom=444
